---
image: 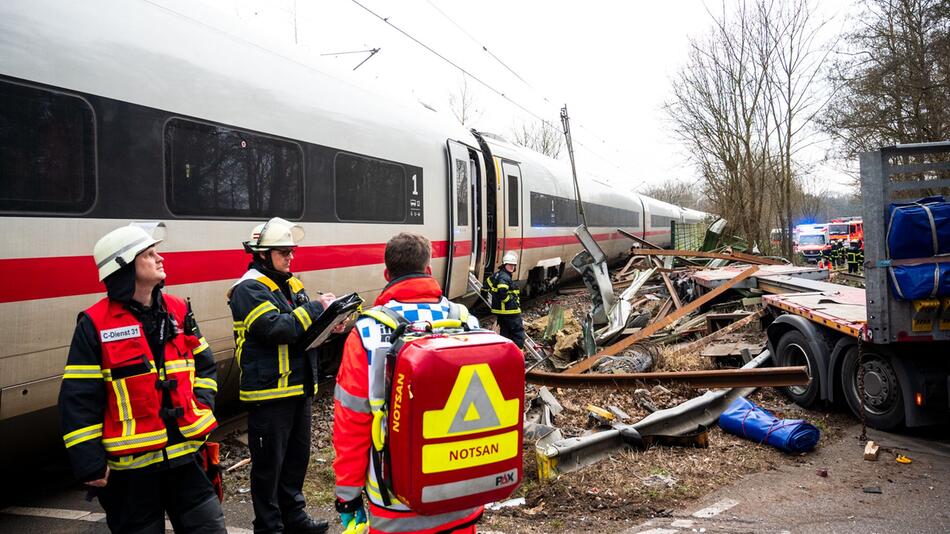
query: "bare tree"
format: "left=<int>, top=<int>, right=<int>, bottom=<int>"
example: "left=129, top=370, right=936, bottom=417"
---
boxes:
left=763, top=0, right=832, bottom=257
left=447, top=75, right=481, bottom=126
left=823, top=0, right=950, bottom=160
left=511, top=120, right=563, bottom=159
left=665, top=0, right=829, bottom=252
left=666, top=1, right=774, bottom=246
left=640, top=178, right=706, bottom=211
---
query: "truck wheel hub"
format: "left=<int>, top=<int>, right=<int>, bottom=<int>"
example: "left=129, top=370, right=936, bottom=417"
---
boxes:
left=862, top=361, right=895, bottom=409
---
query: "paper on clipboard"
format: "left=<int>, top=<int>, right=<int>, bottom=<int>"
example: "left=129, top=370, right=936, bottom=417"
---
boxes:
left=303, top=292, right=364, bottom=350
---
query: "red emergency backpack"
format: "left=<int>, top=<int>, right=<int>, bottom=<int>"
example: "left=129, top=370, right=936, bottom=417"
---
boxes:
left=363, top=305, right=525, bottom=515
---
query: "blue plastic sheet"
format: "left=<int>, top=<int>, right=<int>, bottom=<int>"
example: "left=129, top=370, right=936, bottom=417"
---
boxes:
left=718, top=397, right=820, bottom=454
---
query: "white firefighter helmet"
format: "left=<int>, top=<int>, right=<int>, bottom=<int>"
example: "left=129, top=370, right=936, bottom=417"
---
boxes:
left=244, top=217, right=305, bottom=252
left=93, top=223, right=163, bottom=281
left=502, top=251, right=518, bottom=266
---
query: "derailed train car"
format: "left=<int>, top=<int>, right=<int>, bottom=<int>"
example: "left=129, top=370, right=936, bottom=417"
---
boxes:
left=0, top=0, right=706, bottom=467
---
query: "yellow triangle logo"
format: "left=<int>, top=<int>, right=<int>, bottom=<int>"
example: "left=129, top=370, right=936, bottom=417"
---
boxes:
left=463, top=402, right=480, bottom=421
left=422, top=363, right=520, bottom=439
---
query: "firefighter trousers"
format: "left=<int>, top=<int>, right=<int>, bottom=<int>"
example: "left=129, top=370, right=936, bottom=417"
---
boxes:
left=248, top=395, right=313, bottom=533
left=97, top=456, right=226, bottom=534
left=496, top=313, right=526, bottom=349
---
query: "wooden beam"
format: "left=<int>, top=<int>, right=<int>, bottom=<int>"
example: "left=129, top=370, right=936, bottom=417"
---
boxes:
left=630, top=249, right=776, bottom=265
left=668, top=308, right=767, bottom=359
left=653, top=257, right=683, bottom=309
left=654, top=297, right=674, bottom=321
left=564, top=265, right=760, bottom=374
left=614, top=255, right=638, bottom=280
left=722, top=250, right=784, bottom=265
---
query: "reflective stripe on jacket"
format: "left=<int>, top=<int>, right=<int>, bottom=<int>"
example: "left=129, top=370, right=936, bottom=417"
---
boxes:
left=332, top=275, right=482, bottom=533
left=485, top=269, right=521, bottom=314
left=60, top=292, right=218, bottom=479
left=82, top=295, right=217, bottom=456
left=228, top=268, right=324, bottom=402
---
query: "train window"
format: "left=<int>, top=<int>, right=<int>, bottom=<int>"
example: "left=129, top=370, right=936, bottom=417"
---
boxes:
left=455, top=158, right=468, bottom=226
left=164, top=119, right=303, bottom=218
left=530, top=191, right=640, bottom=227
left=335, top=153, right=406, bottom=222
left=651, top=214, right=674, bottom=229
left=507, top=174, right=519, bottom=226
left=0, top=81, right=95, bottom=212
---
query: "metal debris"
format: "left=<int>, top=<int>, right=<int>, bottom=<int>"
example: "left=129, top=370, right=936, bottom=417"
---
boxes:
left=537, top=386, right=564, bottom=417
left=526, top=363, right=809, bottom=389
left=534, top=350, right=776, bottom=480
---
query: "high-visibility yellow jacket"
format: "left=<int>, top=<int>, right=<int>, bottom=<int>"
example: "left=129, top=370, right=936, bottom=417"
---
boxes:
left=485, top=269, right=521, bottom=315
left=227, top=267, right=325, bottom=403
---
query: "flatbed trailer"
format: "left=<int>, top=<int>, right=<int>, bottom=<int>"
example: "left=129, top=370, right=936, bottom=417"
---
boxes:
left=762, top=143, right=950, bottom=430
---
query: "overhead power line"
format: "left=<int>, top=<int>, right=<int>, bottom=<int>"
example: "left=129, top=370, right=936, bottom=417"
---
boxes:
left=348, top=0, right=635, bottom=177
left=420, top=1, right=631, bottom=174
left=423, top=0, right=534, bottom=90
left=348, top=1, right=546, bottom=124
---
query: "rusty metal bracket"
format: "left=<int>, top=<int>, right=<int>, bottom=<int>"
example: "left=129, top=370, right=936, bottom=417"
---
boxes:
left=526, top=364, right=808, bottom=389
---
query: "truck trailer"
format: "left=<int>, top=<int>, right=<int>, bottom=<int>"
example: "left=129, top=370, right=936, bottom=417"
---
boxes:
left=764, top=142, right=950, bottom=430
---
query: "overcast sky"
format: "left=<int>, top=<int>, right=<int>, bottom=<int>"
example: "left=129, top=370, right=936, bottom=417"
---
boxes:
left=168, top=0, right=857, bottom=194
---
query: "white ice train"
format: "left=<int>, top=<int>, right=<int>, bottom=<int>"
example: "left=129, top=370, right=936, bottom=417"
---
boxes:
left=0, top=0, right=707, bottom=465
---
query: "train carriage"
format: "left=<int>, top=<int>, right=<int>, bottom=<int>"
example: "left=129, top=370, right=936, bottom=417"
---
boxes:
left=0, top=0, right=706, bottom=467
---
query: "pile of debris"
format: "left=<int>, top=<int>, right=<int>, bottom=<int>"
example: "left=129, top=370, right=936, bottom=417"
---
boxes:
left=515, top=223, right=816, bottom=485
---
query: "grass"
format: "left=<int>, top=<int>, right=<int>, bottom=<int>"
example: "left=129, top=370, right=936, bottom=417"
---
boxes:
left=303, top=459, right=337, bottom=505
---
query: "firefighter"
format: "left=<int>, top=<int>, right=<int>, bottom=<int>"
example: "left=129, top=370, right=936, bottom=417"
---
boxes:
left=333, top=232, right=483, bottom=534
left=847, top=244, right=860, bottom=274
left=857, top=244, right=865, bottom=274
left=834, top=242, right=845, bottom=268
left=484, top=251, right=526, bottom=349
left=227, top=217, right=335, bottom=534
left=819, top=247, right=832, bottom=270
left=59, top=224, right=226, bottom=533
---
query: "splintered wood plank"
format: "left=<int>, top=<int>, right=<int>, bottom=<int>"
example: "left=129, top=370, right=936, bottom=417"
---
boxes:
left=564, top=265, right=760, bottom=374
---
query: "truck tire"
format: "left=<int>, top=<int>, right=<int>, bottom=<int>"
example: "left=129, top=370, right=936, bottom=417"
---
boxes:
left=775, top=330, right=820, bottom=407
left=841, top=347, right=905, bottom=430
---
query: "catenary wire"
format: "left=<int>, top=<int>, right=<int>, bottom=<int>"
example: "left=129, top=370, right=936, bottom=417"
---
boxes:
left=349, top=0, right=636, bottom=178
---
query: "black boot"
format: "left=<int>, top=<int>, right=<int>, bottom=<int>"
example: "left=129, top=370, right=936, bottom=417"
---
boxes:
left=285, top=516, right=329, bottom=534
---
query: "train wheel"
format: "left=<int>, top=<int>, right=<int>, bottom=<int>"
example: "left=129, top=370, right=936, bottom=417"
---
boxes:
left=775, top=330, right=820, bottom=407
left=841, top=347, right=905, bottom=430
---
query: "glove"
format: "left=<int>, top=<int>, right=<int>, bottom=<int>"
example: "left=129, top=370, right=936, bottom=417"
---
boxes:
left=336, top=495, right=367, bottom=533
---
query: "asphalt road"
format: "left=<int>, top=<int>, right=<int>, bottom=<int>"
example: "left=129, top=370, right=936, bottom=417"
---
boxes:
left=2, top=424, right=947, bottom=533
left=626, top=425, right=950, bottom=534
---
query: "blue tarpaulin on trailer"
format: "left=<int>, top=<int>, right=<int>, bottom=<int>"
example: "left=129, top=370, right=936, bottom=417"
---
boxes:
left=718, top=397, right=820, bottom=454
left=886, top=196, right=950, bottom=259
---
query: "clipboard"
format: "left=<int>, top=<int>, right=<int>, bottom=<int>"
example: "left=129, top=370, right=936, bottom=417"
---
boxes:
left=301, top=292, right=364, bottom=350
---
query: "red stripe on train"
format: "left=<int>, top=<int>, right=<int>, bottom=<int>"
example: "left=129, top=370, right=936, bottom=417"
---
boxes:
left=1, top=231, right=662, bottom=303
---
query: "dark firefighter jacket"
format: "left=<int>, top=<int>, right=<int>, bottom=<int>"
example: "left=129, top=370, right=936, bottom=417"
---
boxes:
left=485, top=268, right=521, bottom=315
left=59, top=290, right=218, bottom=482
left=227, top=266, right=325, bottom=403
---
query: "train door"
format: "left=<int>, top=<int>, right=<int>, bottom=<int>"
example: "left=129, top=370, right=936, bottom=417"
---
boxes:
left=500, top=161, right=524, bottom=273
left=468, top=153, right=485, bottom=281
left=444, top=140, right=475, bottom=297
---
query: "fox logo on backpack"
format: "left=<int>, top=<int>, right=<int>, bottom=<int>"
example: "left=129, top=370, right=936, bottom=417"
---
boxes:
left=361, top=304, right=525, bottom=515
